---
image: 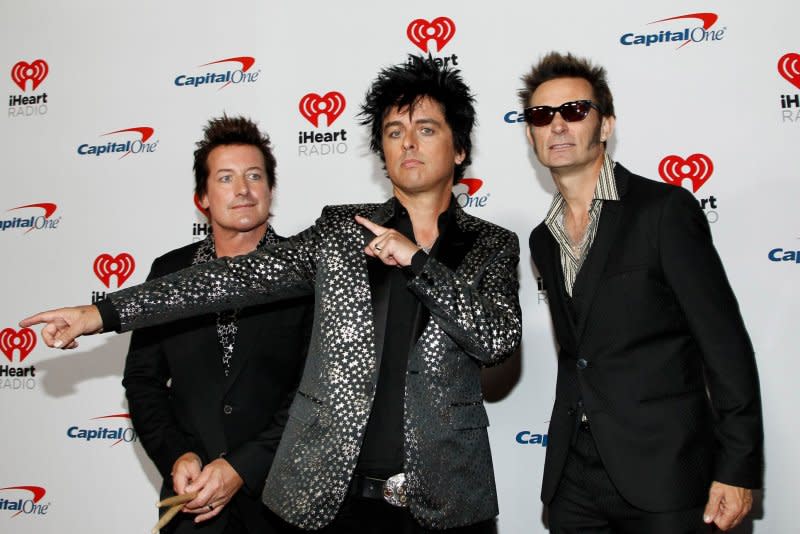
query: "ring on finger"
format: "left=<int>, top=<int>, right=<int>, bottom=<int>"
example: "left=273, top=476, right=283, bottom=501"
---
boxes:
left=207, top=503, right=214, bottom=512
left=374, top=243, right=382, bottom=251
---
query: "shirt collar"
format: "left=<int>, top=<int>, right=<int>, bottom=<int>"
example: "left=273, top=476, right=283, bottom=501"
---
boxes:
left=390, top=195, right=456, bottom=235
left=544, top=153, right=618, bottom=227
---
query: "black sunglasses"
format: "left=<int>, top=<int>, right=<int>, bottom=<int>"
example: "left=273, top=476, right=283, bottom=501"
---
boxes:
left=522, top=100, right=603, bottom=127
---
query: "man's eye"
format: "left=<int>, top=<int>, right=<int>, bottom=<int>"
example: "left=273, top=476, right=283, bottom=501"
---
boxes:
left=420, top=127, right=434, bottom=135
left=247, top=173, right=262, bottom=181
left=387, top=130, right=401, bottom=138
left=219, top=175, right=231, bottom=182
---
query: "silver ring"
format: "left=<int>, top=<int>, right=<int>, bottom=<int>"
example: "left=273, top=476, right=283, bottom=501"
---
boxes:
left=374, top=244, right=382, bottom=251
left=207, top=504, right=214, bottom=511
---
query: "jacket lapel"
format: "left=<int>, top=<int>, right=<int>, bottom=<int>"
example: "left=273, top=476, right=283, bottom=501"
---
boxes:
left=544, top=230, right=579, bottom=354
left=364, top=199, right=395, bottom=371
left=571, top=167, right=629, bottom=343
left=221, top=309, right=255, bottom=392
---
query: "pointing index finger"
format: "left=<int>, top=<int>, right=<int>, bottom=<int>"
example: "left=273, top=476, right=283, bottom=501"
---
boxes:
left=355, top=215, right=386, bottom=236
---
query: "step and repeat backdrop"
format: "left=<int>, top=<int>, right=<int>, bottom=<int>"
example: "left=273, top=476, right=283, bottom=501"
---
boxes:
left=1, top=1, right=797, bottom=532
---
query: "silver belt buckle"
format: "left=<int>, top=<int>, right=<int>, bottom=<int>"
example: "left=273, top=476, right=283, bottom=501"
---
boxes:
left=382, top=473, right=408, bottom=508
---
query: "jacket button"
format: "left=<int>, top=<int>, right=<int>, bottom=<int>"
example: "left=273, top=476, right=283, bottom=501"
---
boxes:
left=223, top=405, right=233, bottom=415
left=576, top=358, right=588, bottom=369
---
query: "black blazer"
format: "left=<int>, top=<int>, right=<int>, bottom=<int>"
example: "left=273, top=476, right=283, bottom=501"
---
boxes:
left=530, top=163, right=763, bottom=512
left=122, top=238, right=311, bottom=533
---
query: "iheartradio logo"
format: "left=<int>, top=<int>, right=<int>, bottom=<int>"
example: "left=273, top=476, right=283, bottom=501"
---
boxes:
left=10, top=59, right=48, bottom=92
left=193, top=192, right=208, bottom=214
left=658, top=154, right=714, bottom=193
left=299, top=92, right=346, bottom=127
left=93, top=253, right=136, bottom=288
left=407, top=17, right=456, bottom=52
left=0, top=327, right=36, bottom=362
left=778, top=53, right=800, bottom=90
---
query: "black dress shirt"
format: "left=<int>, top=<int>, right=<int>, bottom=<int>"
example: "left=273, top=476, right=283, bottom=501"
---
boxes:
left=355, top=197, right=454, bottom=477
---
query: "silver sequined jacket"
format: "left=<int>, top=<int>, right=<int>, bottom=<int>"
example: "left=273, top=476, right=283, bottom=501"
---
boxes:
left=107, top=198, right=522, bottom=530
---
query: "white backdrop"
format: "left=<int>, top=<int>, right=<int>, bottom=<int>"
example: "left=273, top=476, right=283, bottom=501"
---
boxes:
left=1, top=1, right=797, bottom=532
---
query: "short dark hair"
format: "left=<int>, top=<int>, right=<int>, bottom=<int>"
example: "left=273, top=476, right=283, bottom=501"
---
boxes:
left=360, top=55, right=476, bottom=182
left=193, top=115, right=277, bottom=198
left=518, top=52, right=615, bottom=118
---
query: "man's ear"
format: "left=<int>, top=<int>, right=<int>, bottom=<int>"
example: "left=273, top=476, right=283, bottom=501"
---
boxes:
left=525, top=125, right=535, bottom=147
left=600, top=115, right=615, bottom=143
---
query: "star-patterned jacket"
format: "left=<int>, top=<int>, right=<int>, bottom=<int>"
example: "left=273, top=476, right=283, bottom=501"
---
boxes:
left=100, top=198, right=522, bottom=530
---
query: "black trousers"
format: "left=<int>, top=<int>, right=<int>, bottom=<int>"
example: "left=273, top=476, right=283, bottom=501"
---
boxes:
left=547, top=423, right=710, bottom=534
left=300, top=493, right=495, bottom=534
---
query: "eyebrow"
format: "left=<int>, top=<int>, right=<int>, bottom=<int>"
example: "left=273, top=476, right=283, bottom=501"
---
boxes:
left=383, top=117, right=443, bottom=131
left=214, top=166, right=264, bottom=174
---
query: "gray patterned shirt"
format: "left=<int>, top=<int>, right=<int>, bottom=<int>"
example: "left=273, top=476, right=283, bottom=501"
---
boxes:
left=544, top=154, right=619, bottom=296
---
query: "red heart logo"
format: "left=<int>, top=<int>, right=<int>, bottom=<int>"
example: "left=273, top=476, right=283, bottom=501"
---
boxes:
left=658, top=154, right=714, bottom=193
left=10, top=59, right=49, bottom=92
left=93, top=253, right=136, bottom=288
left=193, top=193, right=208, bottom=215
left=778, top=53, right=800, bottom=90
left=298, top=92, right=346, bottom=127
left=407, top=17, right=456, bottom=53
left=0, top=327, right=37, bottom=362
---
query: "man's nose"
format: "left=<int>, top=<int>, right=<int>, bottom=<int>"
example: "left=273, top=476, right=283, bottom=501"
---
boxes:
left=234, top=175, right=250, bottom=194
left=402, top=131, right=417, bottom=151
left=550, top=112, right=569, bottom=133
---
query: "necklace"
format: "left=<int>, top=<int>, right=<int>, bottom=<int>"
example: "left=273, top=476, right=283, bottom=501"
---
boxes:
left=562, top=211, right=590, bottom=258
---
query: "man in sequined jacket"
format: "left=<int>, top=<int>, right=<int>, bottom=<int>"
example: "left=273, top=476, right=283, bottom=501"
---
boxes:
left=22, top=56, right=522, bottom=533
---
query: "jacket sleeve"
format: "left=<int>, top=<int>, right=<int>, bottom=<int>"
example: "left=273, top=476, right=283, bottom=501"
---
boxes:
left=121, top=257, right=200, bottom=480
left=407, top=228, right=522, bottom=366
left=105, top=218, right=322, bottom=333
left=658, top=186, right=763, bottom=488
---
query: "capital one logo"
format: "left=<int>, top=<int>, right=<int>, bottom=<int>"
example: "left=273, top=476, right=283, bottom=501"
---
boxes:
left=620, top=12, right=724, bottom=49
left=0, top=328, right=36, bottom=363
left=93, top=253, right=135, bottom=288
left=778, top=53, right=800, bottom=90
left=0, top=485, right=48, bottom=518
left=67, top=413, right=137, bottom=446
left=1, top=203, right=60, bottom=234
left=454, top=178, right=490, bottom=208
left=10, top=60, right=48, bottom=91
left=174, top=56, right=259, bottom=89
left=407, top=17, right=456, bottom=52
left=658, top=154, right=714, bottom=193
left=77, top=126, right=158, bottom=159
left=299, top=92, right=346, bottom=127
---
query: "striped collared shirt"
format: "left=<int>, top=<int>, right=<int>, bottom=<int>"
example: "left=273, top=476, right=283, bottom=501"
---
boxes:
left=544, top=154, right=619, bottom=296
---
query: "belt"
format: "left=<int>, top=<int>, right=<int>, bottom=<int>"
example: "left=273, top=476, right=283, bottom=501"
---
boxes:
left=350, top=473, right=408, bottom=507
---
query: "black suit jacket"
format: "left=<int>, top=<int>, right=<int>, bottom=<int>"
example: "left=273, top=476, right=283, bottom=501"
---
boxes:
left=531, top=163, right=763, bottom=512
left=122, top=238, right=311, bottom=533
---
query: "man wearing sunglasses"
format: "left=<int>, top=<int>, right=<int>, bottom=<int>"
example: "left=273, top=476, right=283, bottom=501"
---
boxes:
left=520, top=52, right=763, bottom=533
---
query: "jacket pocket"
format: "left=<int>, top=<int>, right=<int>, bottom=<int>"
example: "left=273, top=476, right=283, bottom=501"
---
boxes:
left=288, top=390, right=321, bottom=425
left=639, top=388, right=705, bottom=404
left=451, top=402, right=490, bottom=430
